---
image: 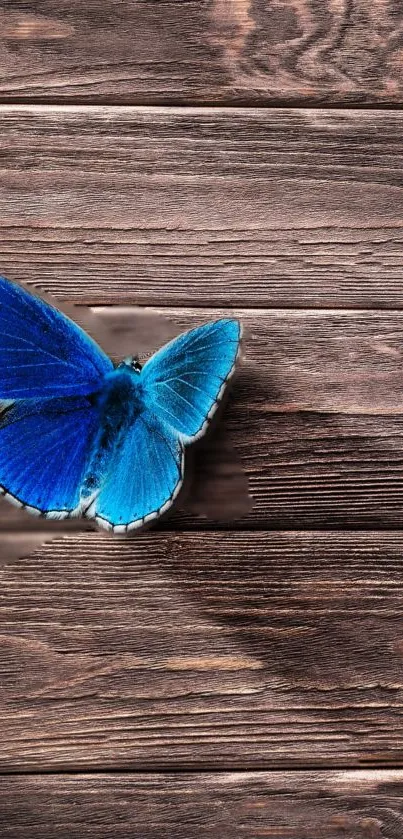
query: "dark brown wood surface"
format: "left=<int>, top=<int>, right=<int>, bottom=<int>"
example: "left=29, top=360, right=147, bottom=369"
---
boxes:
left=2, top=0, right=403, bottom=827
left=1, top=771, right=403, bottom=839
left=2, top=107, right=403, bottom=308
left=0, top=2, right=403, bottom=106
left=3, top=531, right=403, bottom=771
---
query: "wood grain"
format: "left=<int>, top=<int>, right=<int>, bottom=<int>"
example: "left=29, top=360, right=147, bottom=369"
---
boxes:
left=4, top=306, right=403, bottom=531
left=0, top=2, right=403, bottom=105
left=3, top=531, right=403, bottom=770
left=2, top=107, right=403, bottom=307
left=2, top=0, right=403, bottom=819
left=1, top=771, right=403, bottom=838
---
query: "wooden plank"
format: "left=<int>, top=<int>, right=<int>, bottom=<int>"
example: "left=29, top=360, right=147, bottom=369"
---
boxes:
left=3, top=306, right=403, bottom=531
left=3, top=531, right=403, bottom=770
left=0, top=2, right=402, bottom=106
left=2, top=106, right=403, bottom=308
left=1, top=771, right=403, bottom=838
left=4, top=410, right=403, bottom=531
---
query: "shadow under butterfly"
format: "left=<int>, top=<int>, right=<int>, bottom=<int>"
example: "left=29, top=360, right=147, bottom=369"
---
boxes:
left=0, top=276, right=251, bottom=548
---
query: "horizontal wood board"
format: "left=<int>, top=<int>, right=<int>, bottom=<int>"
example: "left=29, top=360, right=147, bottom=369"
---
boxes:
left=3, top=531, right=403, bottom=770
left=2, top=306, right=403, bottom=530
left=0, top=2, right=402, bottom=106
left=1, top=771, right=403, bottom=838
left=2, top=107, right=403, bottom=307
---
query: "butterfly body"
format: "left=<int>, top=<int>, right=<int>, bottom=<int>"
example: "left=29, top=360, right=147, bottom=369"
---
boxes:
left=80, top=365, right=145, bottom=502
left=0, top=276, right=241, bottom=533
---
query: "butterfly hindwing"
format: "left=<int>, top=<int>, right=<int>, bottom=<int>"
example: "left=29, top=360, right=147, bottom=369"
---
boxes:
left=0, top=276, right=113, bottom=399
left=90, top=409, right=184, bottom=533
left=141, top=318, right=241, bottom=441
left=0, top=397, right=99, bottom=517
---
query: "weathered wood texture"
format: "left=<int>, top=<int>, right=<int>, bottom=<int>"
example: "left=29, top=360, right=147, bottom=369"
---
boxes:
left=2, top=0, right=403, bottom=829
left=0, top=2, right=402, bottom=106
left=2, top=107, right=403, bottom=308
left=3, top=307, right=403, bottom=531
left=1, top=771, right=403, bottom=839
left=3, top=531, right=403, bottom=770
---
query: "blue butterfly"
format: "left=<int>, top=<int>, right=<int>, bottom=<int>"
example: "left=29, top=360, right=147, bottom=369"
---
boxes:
left=0, top=277, right=241, bottom=533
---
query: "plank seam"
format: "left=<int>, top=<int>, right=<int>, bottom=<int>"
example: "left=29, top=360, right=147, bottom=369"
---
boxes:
left=0, top=98, right=402, bottom=111
left=3, top=764, right=403, bottom=776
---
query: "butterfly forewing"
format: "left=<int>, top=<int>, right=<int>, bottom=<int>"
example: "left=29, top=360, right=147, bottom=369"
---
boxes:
left=141, top=319, right=241, bottom=441
left=0, top=276, right=112, bottom=399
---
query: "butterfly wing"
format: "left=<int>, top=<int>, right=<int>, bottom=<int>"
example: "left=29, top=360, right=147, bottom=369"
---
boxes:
left=90, top=409, right=184, bottom=533
left=0, top=397, right=99, bottom=518
left=141, top=319, right=241, bottom=441
left=0, top=276, right=113, bottom=399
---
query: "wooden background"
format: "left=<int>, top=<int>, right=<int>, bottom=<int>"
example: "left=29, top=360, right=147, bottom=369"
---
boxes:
left=2, top=2, right=403, bottom=836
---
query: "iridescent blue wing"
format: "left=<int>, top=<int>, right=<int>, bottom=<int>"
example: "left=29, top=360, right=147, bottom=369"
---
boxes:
left=89, top=409, right=184, bottom=533
left=0, top=276, right=113, bottom=398
left=141, top=319, right=241, bottom=441
left=0, top=397, right=99, bottom=518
